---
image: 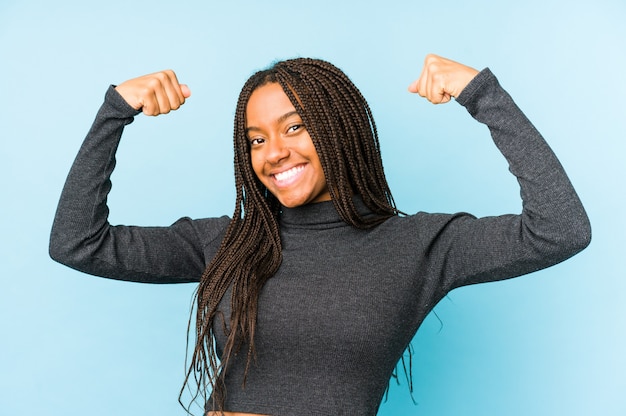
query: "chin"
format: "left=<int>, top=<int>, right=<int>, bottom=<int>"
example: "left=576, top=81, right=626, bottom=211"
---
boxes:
left=279, top=200, right=305, bottom=208
left=276, top=194, right=310, bottom=208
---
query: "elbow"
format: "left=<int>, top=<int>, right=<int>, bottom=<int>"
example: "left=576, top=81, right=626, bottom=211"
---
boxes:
left=49, top=213, right=113, bottom=274
left=548, top=211, right=592, bottom=261
left=523, top=208, right=592, bottom=266
left=48, top=232, right=73, bottom=267
left=564, top=204, right=592, bottom=254
left=48, top=226, right=86, bottom=269
left=569, top=214, right=592, bottom=254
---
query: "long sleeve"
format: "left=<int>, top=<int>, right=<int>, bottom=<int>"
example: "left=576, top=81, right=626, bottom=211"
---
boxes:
left=49, top=86, right=230, bottom=283
left=423, top=68, right=591, bottom=291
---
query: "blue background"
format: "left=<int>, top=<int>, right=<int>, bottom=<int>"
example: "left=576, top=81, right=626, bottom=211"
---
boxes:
left=1, top=0, right=624, bottom=415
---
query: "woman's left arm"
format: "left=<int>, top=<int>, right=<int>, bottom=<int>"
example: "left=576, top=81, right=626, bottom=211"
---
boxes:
left=409, top=54, right=591, bottom=289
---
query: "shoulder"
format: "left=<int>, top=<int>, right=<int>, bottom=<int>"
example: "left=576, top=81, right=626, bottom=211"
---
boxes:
left=377, top=211, right=477, bottom=240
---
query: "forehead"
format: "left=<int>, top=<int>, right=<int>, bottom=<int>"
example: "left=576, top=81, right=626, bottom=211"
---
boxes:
left=246, top=82, right=302, bottom=126
left=246, top=83, right=294, bottom=115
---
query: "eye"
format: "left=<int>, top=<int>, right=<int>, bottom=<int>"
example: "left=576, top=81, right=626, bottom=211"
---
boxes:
left=249, top=137, right=265, bottom=147
left=287, top=124, right=304, bottom=134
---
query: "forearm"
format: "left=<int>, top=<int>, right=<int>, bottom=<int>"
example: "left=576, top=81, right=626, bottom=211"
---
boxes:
left=432, top=69, right=592, bottom=290
left=50, top=86, right=137, bottom=266
left=458, top=69, right=590, bottom=253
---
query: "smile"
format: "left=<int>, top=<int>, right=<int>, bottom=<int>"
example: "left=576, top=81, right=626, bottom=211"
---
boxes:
left=272, top=165, right=305, bottom=185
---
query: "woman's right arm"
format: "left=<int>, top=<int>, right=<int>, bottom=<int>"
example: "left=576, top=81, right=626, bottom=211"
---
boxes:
left=49, top=71, right=229, bottom=283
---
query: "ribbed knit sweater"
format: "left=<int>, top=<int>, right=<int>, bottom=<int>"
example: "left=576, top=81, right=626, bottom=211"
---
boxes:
left=49, top=69, right=591, bottom=415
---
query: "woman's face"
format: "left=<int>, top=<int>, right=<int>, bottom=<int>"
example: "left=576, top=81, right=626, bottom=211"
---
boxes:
left=245, top=82, right=330, bottom=208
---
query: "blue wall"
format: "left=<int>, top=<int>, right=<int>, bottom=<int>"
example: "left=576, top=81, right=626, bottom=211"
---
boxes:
left=0, top=0, right=624, bottom=414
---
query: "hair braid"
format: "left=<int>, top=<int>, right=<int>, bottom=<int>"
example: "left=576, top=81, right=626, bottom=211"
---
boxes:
left=181, top=58, right=403, bottom=413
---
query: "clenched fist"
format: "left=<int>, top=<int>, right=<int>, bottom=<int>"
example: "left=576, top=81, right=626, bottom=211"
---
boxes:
left=408, top=54, right=479, bottom=104
left=115, top=70, right=191, bottom=116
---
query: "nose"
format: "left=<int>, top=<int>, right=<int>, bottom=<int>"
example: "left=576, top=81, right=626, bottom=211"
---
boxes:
left=265, top=136, right=290, bottom=164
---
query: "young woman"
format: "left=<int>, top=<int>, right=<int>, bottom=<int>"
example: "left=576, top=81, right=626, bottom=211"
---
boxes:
left=50, top=55, right=591, bottom=416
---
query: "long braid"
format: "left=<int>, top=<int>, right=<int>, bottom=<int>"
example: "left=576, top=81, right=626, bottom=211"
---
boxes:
left=278, top=59, right=401, bottom=226
left=181, top=58, right=404, bottom=413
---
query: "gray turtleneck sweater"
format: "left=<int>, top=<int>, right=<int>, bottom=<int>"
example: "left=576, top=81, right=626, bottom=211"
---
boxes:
left=49, top=69, right=590, bottom=416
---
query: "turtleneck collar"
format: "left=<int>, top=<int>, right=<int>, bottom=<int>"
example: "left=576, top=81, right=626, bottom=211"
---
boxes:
left=279, top=196, right=374, bottom=229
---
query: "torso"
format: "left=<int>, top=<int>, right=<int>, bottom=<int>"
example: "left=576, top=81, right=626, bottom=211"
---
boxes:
left=210, top=204, right=436, bottom=414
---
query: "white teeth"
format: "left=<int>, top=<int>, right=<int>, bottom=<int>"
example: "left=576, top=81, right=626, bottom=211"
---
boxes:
left=274, top=165, right=304, bottom=182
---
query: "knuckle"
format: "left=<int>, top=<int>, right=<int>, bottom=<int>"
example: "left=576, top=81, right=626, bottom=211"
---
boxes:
left=424, top=53, right=438, bottom=66
left=424, top=54, right=444, bottom=73
left=150, top=72, right=168, bottom=84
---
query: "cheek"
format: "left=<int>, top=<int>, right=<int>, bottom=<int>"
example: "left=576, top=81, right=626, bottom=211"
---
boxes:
left=306, top=143, right=324, bottom=174
left=250, top=152, right=265, bottom=179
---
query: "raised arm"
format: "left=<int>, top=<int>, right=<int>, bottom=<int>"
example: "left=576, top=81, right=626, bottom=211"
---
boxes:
left=408, top=55, right=591, bottom=290
left=49, top=71, right=229, bottom=284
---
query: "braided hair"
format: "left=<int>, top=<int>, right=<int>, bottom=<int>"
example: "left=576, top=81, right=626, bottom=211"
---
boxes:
left=181, top=58, right=401, bottom=411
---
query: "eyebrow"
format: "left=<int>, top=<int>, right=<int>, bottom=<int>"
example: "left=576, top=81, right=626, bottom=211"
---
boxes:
left=245, top=111, right=301, bottom=134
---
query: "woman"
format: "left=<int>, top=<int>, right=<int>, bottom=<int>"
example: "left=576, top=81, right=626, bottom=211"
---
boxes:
left=49, top=55, right=591, bottom=415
